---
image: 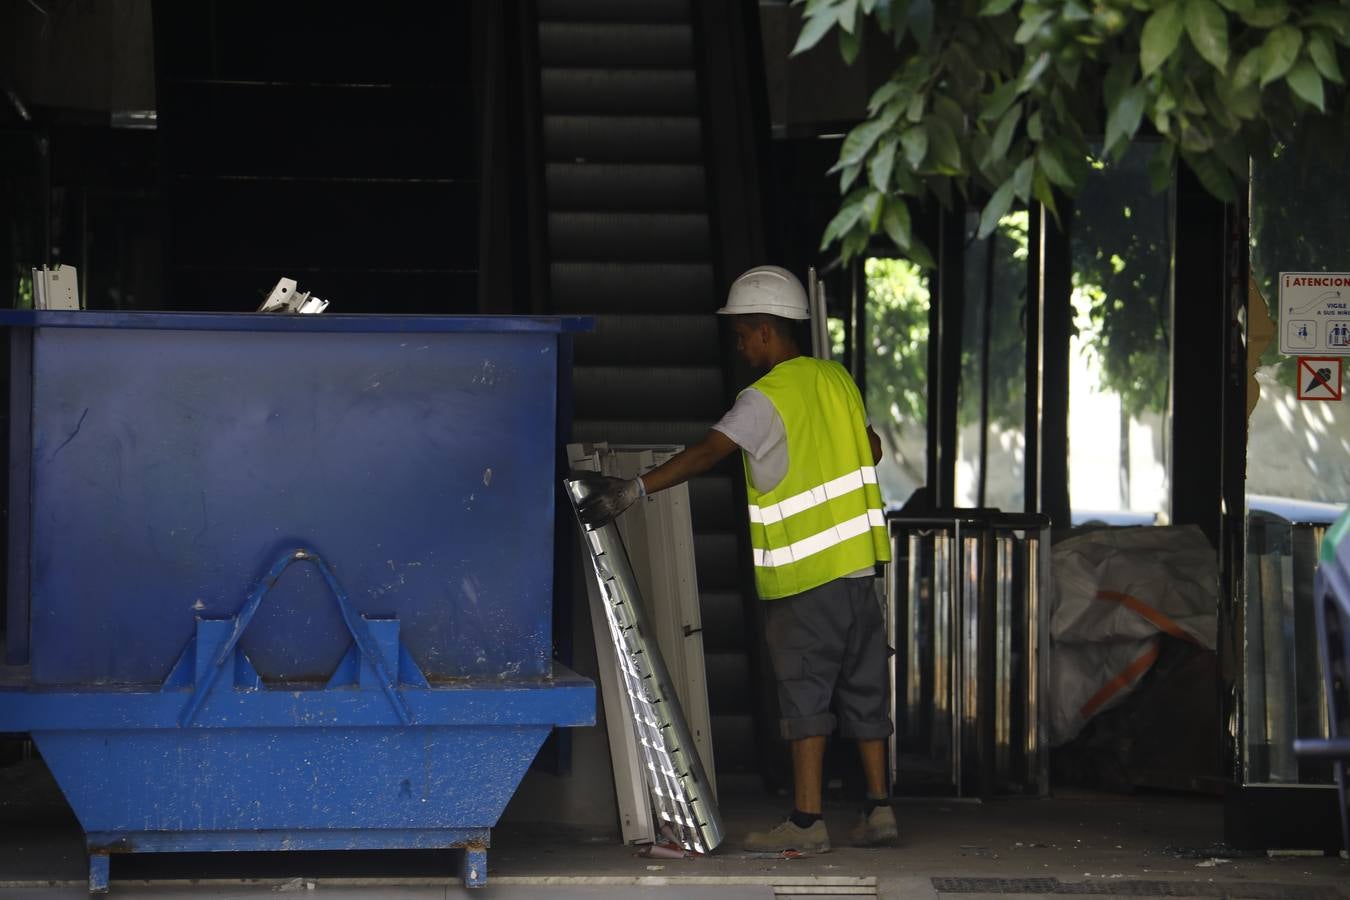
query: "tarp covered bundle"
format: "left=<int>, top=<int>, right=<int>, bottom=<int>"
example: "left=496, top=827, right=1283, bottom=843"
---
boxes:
left=1049, top=526, right=1218, bottom=746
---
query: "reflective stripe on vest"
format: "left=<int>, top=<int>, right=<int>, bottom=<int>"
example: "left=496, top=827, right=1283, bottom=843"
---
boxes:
left=751, top=509, right=886, bottom=568
left=747, top=465, right=878, bottom=525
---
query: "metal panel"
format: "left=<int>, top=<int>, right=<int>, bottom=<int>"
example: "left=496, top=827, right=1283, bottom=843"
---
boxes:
left=889, top=512, right=1049, bottom=797
left=606, top=446, right=718, bottom=797
left=566, top=475, right=724, bottom=853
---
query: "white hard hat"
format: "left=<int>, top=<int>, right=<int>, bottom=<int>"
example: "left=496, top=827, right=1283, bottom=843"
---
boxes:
left=717, top=265, right=810, bottom=320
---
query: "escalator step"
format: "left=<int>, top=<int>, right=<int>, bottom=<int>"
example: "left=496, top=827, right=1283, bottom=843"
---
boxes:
left=550, top=262, right=716, bottom=313
left=544, top=114, right=702, bottom=163
left=711, top=714, right=760, bottom=772
left=536, top=0, right=691, bottom=23
left=695, top=531, right=741, bottom=590
left=572, top=418, right=712, bottom=448
left=699, top=589, right=748, bottom=652
left=688, top=474, right=739, bottom=531
left=704, top=653, right=754, bottom=715
left=541, top=68, right=697, bottom=115
left=574, top=365, right=725, bottom=420
left=538, top=22, right=693, bottom=67
left=549, top=212, right=709, bottom=262
left=573, top=313, right=720, bottom=365
left=547, top=163, right=706, bottom=212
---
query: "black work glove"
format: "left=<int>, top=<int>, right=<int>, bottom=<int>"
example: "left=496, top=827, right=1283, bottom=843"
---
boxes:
left=573, top=473, right=645, bottom=528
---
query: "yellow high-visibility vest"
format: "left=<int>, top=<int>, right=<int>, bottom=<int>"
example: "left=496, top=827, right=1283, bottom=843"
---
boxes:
left=742, top=356, right=890, bottom=600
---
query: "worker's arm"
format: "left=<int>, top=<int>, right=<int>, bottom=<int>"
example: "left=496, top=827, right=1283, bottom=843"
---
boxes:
left=868, top=425, right=882, bottom=466
left=574, top=430, right=738, bottom=528
left=640, top=429, right=738, bottom=494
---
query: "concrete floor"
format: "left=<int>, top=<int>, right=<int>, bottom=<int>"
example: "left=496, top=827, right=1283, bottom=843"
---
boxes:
left=1, top=758, right=1345, bottom=898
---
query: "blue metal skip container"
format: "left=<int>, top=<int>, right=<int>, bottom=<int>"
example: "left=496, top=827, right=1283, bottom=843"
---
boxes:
left=0, top=310, right=595, bottom=891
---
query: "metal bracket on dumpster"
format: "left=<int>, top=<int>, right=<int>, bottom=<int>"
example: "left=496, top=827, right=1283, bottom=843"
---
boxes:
left=162, top=548, right=418, bottom=726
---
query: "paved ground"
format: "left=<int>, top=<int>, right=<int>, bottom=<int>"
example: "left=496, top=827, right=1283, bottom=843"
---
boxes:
left=1, top=758, right=1344, bottom=898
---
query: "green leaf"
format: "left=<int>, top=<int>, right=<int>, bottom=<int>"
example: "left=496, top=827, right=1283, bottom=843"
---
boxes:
left=925, top=117, right=964, bottom=174
left=1148, top=141, right=1176, bottom=192
left=837, top=112, right=898, bottom=167
left=1303, top=8, right=1350, bottom=42
left=979, top=0, right=1017, bottom=15
left=1215, top=66, right=1261, bottom=119
left=862, top=189, right=884, bottom=232
left=841, top=229, right=869, bottom=262
left=1027, top=110, right=1043, bottom=141
left=1260, top=25, right=1303, bottom=87
left=820, top=191, right=865, bottom=249
left=1014, top=9, right=1054, bottom=44
left=1021, top=51, right=1051, bottom=89
left=1286, top=59, right=1326, bottom=110
left=988, top=102, right=1022, bottom=165
left=1037, top=143, right=1075, bottom=189
left=1216, top=0, right=1254, bottom=12
left=905, top=237, right=937, bottom=269
left=1031, top=170, right=1058, bottom=220
left=1237, top=3, right=1288, bottom=29
left=1231, top=46, right=1263, bottom=89
left=1141, top=3, right=1184, bottom=76
left=978, top=177, right=1017, bottom=238
left=1103, top=59, right=1136, bottom=110
left=1184, top=0, right=1228, bottom=70
left=882, top=197, right=913, bottom=250
left=1012, top=156, right=1034, bottom=201
left=910, top=0, right=936, bottom=48
left=840, top=160, right=863, bottom=192
left=1182, top=150, right=1236, bottom=203
left=1104, top=84, right=1147, bottom=154
left=867, top=79, right=903, bottom=114
left=870, top=135, right=898, bottom=191
left=792, top=7, right=840, bottom=56
left=980, top=79, right=1021, bottom=121
left=900, top=125, right=928, bottom=168
left=837, top=0, right=860, bottom=34
left=839, top=25, right=861, bottom=64
left=906, top=92, right=927, bottom=122
left=1308, top=31, right=1344, bottom=84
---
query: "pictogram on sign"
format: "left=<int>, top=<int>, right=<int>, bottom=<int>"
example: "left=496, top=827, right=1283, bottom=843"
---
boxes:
left=1296, top=356, right=1343, bottom=402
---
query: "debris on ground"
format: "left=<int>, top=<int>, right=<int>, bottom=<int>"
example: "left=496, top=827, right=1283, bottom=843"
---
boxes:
left=636, top=841, right=700, bottom=860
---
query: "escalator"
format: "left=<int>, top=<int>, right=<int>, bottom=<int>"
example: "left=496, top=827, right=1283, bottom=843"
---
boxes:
left=532, top=0, right=769, bottom=783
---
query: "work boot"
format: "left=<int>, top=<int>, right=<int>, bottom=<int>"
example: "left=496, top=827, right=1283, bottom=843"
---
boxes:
left=742, top=817, right=831, bottom=853
left=850, top=803, right=898, bottom=846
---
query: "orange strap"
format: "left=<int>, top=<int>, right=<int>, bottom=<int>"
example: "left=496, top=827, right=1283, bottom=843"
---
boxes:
left=1094, top=590, right=1204, bottom=646
left=1079, top=643, right=1161, bottom=718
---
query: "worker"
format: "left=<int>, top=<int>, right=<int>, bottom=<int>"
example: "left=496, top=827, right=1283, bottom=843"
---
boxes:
left=576, top=265, right=896, bottom=853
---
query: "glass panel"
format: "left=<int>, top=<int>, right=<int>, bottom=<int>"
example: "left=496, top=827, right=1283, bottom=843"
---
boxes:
left=1242, top=140, right=1348, bottom=786
left=956, top=211, right=1029, bottom=511
left=862, top=257, right=929, bottom=506
left=1068, top=144, right=1173, bottom=525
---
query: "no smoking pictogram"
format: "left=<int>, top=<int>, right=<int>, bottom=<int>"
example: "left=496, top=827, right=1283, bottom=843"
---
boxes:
left=1297, top=356, right=1343, bottom=401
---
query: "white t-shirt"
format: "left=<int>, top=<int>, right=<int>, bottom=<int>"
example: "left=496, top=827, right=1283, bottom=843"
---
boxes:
left=712, top=387, right=876, bottom=579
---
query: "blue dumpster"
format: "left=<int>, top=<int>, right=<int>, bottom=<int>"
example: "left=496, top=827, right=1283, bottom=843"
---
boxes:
left=0, top=310, right=595, bottom=891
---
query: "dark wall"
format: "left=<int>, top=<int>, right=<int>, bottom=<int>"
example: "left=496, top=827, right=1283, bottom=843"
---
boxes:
left=153, top=1, right=481, bottom=313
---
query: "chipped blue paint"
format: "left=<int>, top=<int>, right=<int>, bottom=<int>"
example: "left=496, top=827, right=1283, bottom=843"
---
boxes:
left=0, top=313, right=595, bottom=891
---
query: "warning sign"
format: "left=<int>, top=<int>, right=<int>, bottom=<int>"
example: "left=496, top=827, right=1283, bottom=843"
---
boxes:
left=1279, top=272, right=1350, bottom=355
left=1297, top=356, right=1343, bottom=402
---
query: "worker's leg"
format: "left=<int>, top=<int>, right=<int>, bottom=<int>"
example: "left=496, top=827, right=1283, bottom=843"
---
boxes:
left=743, top=582, right=848, bottom=852
left=857, top=737, right=888, bottom=797
left=834, top=577, right=899, bottom=845
left=792, top=734, right=828, bottom=814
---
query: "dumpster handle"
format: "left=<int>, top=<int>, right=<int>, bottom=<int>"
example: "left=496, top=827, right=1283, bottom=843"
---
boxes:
left=180, top=548, right=413, bottom=727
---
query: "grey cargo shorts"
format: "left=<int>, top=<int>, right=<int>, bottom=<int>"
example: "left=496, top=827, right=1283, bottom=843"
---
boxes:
left=763, top=575, right=893, bottom=741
